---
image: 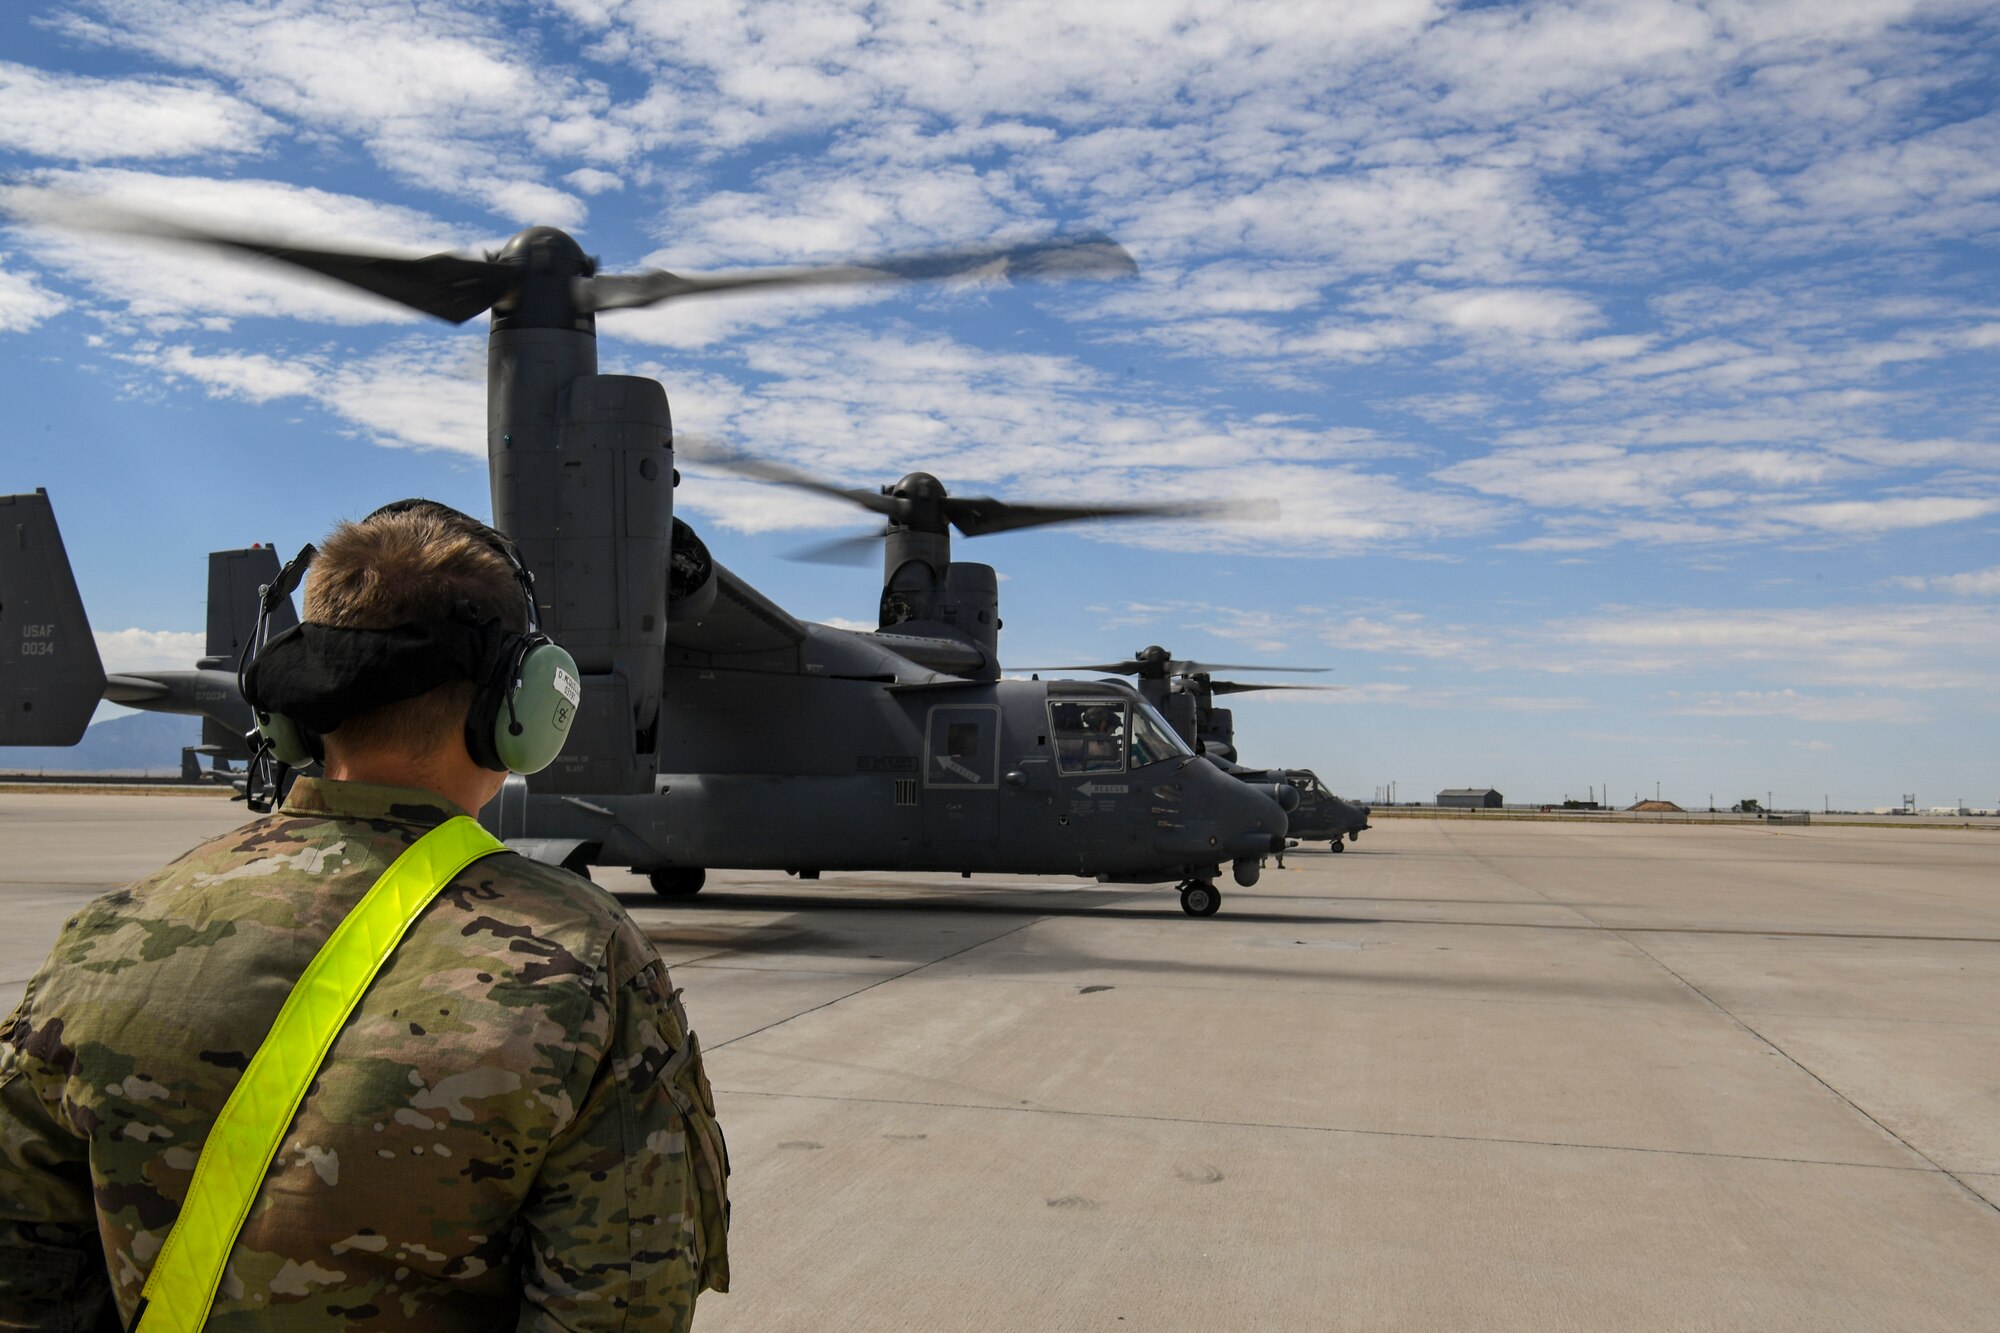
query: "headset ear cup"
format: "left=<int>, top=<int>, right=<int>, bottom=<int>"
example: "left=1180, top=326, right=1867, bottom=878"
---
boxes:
left=493, top=642, right=580, bottom=774
left=463, top=647, right=511, bottom=773
left=256, top=710, right=316, bottom=769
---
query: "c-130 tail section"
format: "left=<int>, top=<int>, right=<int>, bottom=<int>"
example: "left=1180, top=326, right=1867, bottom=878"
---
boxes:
left=0, top=490, right=107, bottom=745
left=201, top=545, right=290, bottom=753
left=206, top=544, right=291, bottom=665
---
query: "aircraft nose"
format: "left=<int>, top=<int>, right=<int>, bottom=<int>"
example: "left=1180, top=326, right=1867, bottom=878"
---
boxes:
left=1243, top=777, right=1289, bottom=835
left=1163, top=762, right=1290, bottom=862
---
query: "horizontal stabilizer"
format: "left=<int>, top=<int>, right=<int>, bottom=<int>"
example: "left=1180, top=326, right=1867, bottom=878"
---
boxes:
left=0, top=491, right=106, bottom=745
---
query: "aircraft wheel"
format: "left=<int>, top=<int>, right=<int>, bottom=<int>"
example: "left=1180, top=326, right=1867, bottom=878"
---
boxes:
left=649, top=867, right=707, bottom=898
left=1329, top=839, right=1345, bottom=853
left=1180, top=881, right=1222, bottom=918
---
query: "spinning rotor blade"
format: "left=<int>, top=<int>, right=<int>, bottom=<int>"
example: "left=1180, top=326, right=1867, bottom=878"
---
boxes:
left=680, top=442, right=903, bottom=518
left=172, top=239, right=514, bottom=325
left=1206, top=680, right=1346, bottom=696
left=581, top=232, right=1137, bottom=313
left=785, top=531, right=893, bottom=565
left=945, top=496, right=1249, bottom=538
left=1174, top=662, right=1329, bottom=675
left=23, top=203, right=514, bottom=324
left=1023, top=658, right=1331, bottom=678
left=1013, top=662, right=1144, bottom=676
left=15, top=195, right=1134, bottom=327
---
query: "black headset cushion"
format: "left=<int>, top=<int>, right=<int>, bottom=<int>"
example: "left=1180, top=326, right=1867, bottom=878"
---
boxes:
left=245, top=620, right=509, bottom=735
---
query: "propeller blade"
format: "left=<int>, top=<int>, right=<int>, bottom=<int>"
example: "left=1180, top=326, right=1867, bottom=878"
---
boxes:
left=580, top=232, right=1137, bottom=313
left=784, top=530, right=892, bottom=565
left=944, top=496, right=1250, bottom=539
left=19, top=202, right=514, bottom=324
left=1173, top=662, right=1330, bottom=675
left=198, top=242, right=513, bottom=325
left=1023, top=656, right=1330, bottom=679
left=679, top=440, right=905, bottom=519
left=1012, top=662, right=1144, bottom=676
left=1207, top=681, right=1346, bottom=696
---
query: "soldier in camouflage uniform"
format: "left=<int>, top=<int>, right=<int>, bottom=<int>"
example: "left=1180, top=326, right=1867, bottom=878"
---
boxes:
left=0, top=503, right=728, bottom=1330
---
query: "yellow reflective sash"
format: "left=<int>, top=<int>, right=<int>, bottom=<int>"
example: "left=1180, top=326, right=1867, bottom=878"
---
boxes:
left=134, top=815, right=506, bottom=1333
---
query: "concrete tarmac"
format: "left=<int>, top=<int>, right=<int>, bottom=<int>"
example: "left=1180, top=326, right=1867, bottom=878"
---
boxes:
left=3, top=794, right=1998, bottom=1329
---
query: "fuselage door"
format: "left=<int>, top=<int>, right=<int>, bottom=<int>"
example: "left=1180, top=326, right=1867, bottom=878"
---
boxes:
left=923, top=703, right=1001, bottom=845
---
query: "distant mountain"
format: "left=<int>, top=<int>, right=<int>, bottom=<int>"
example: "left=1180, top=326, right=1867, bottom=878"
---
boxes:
left=1, top=711, right=200, bottom=774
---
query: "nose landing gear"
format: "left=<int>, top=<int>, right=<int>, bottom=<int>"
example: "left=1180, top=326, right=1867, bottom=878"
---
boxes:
left=1179, top=880, right=1222, bottom=917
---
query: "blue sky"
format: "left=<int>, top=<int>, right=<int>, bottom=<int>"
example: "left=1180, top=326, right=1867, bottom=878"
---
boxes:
left=2, top=0, right=1996, bottom=810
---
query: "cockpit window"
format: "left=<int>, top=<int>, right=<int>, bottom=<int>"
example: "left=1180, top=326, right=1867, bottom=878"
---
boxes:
left=1049, top=699, right=1127, bottom=774
left=1128, top=701, right=1189, bottom=768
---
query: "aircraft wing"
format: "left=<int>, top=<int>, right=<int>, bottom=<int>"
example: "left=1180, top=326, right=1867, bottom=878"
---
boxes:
left=664, top=560, right=808, bottom=661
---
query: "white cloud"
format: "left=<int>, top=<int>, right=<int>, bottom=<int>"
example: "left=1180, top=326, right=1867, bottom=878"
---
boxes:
left=564, top=167, right=624, bottom=195
left=60, top=0, right=592, bottom=222
left=320, top=339, right=490, bottom=454
left=0, top=60, right=276, bottom=162
left=1547, top=603, right=2000, bottom=689
left=650, top=327, right=1502, bottom=554
left=135, top=345, right=322, bottom=402
left=94, top=627, right=204, bottom=673
left=13, top=0, right=2000, bottom=578
left=1441, top=443, right=1854, bottom=512
left=122, top=333, right=486, bottom=455
left=0, top=258, right=65, bottom=332
left=1776, top=496, right=2000, bottom=534
left=1316, top=613, right=1484, bottom=661
left=1668, top=689, right=1923, bottom=723
left=1888, top=565, right=2000, bottom=596
left=1193, top=595, right=2000, bottom=707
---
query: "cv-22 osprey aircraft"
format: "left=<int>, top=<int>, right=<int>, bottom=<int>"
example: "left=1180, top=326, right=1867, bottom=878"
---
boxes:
left=1029, top=645, right=1373, bottom=849
left=3, top=202, right=1288, bottom=916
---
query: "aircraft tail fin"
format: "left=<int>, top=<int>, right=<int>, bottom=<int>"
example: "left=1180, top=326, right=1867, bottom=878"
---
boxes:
left=0, top=491, right=107, bottom=745
left=203, top=544, right=291, bottom=667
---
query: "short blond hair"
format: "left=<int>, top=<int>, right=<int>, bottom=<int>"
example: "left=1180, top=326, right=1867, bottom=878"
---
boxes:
left=305, top=503, right=527, bottom=756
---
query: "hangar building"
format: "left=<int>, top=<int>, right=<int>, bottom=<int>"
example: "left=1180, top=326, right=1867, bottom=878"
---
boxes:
left=1438, top=788, right=1504, bottom=809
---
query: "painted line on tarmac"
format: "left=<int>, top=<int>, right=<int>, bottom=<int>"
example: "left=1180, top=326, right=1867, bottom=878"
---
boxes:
left=708, top=914, right=1049, bottom=1052
left=1433, top=821, right=2000, bottom=1220
left=717, top=1086, right=1948, bottom=1177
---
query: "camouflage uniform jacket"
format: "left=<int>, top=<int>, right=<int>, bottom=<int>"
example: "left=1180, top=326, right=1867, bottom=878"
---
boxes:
left=0, top=778, right=729, bottom=1332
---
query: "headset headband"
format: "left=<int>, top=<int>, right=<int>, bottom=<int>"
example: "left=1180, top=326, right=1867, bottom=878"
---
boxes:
left=364, top=498, right=540, bottom=634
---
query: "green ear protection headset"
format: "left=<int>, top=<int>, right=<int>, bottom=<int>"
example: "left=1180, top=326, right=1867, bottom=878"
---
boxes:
left=239, top=500, right=580, bottom=779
